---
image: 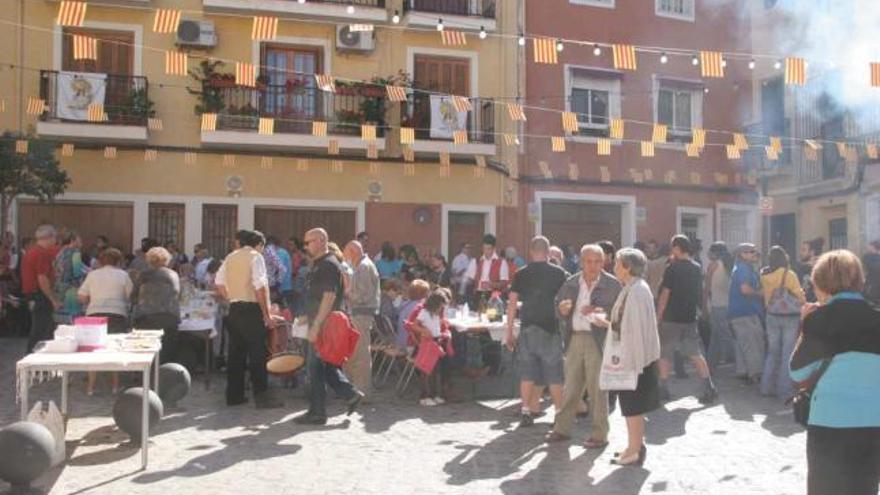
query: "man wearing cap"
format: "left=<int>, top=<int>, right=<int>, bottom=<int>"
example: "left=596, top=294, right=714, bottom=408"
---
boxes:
left=464, top=234, right=510, bottom=307
left=728, top=243, right=766, bottom=385
left=215, top=230, right=283, bottom=409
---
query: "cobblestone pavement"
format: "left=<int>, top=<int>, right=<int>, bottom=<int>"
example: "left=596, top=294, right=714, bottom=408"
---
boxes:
left=1, top=338, right=807, bottom=495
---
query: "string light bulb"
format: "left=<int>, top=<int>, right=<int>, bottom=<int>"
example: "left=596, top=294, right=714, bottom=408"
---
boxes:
left=593, top=44, right=601, bottom=56
left=660, top=52, right=668, bottom=64
left=556, top=41, right=564, bottom=52
left=518, top=34, right=526, bottom=46
left=391, top=10, right=400, bottom=24
left=721, top=59, right=727, bottom=68
left=748, top=59, right=756, bottom=70
left=346, top=3, right=355, bottom=14
left=692, top=55, right=699, bottom=66
left=479, top=26, right=487, bottom=40
left=297, top=0, right=305, bottom=3
left=774, top=60, right=782, bottom=70
left=436, top=18, right=444, bottom=31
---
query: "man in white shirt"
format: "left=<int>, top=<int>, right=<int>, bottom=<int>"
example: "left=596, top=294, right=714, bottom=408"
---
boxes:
left=215, top=230, right=282, bottom=409
left=464, top=234, right=510, bottom=306
left=450, top=243, right=473, bottom=301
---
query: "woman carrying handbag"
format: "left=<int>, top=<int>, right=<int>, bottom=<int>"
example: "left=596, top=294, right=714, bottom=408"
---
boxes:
left=790, top=250, right=880, bottom=495
left=760, top=246, right=805, bottom=399
left=599, top=248, right=662, bottom=467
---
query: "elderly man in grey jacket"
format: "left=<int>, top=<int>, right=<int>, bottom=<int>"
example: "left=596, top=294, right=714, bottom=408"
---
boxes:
left=344, top=240, right=380, bottom=396
left=547, top=244, right=622, bottom=447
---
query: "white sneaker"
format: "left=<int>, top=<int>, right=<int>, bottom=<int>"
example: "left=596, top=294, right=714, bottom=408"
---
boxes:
left=419, top=398, right=438, bottom=406
left=433, top=396, right=446, bottom=405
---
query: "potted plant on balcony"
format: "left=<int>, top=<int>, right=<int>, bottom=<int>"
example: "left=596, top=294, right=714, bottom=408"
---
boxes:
left=114, top=88, right=155, bottom=126
left=227, top=103, right=261, bottom=131
left=187, top=59, right=227, bottom=115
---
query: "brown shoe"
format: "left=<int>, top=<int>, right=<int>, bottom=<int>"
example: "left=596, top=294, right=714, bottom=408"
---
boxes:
left=582, top=438, right=609, bottom=449
left=546, top=431, right=571, bottom=443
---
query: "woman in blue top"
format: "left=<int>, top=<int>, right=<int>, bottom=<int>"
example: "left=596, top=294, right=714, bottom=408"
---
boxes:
left=790, top=249, right=880, bottom=495
left=375, top=242, right=403, bottom=280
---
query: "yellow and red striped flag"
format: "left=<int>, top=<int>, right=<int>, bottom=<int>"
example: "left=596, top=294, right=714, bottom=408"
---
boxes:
left=664, top=170, right=677, bottom=184
left=315, top=74, right=335, bottom=93
left=599, top=166, right=611, bottom=183
left=568, top=163, right=580, bottom=181
left=641, top=141, right=655, bottom=157
left=331, top=160, right=344, bottom=173
left=836, top=141, right=847, bottom=158
left=400, top=127, right=415, bottom=144
left=700, top=51, right=724, bottom=78
left=871, top=63, right=880, bottom=88
left=61, top=143, right=75, bottom=157
left=551, top=136, right=566, bottom=152
left=403, top=146, right=415, bottom=162
left=690, top=172, right=701, bottom=185
left=538, top=161, right=553, bottom=180
left=184, top=152, right=197, bottom=165
left=733, top=132, right=749, bottom=150
left=104, top=146, right=117, bottom=159
left=451, top=95, right=472, bottom=112
left=726, top=144, right=741, bottom=160
left=201, top=113, right=217, bottom=131
left=804, top=141, right=819, bottom=161
left=403, top=162, right=416, bottom=176
left=222, top=154, right=235, bottom=167
left=561, top=111, right=579, bottom=134
left=769, top=136, right=782, bottom=152
left=597, top=138, right=611, bottom=156
left=0, top=99, right=5, bottom=113
left=328, top=139, right=340, bottom=155
left=440, top=30, right=467, bottom=46
left=686, top=143, right=701, bottom=158
left=153, top=9, right=181, bottom=34
left=785, top=57, right=807, bottom=86
left=15, top=140, right=28, bottom=154
left=296, top=158, right=309, bottom=172
left=439, top=151, right=451, bottom=168
left=475, top=155, right=487, bottom=169
left=652, top=123, right=668, bottom=144
left=312, top=121, right=327, bottom=137
left=72, top=34, right=97, bottom=61
left=251, top=16, right=279, bottom=40
left=453, top=130, right=468, bottom=145
left=533, top=38, right=558, bottom=65
left=474, top=165, right=486, bottom=179
left=258, top=117, right=274, bottom=135
left=366, top=144, right=378, bottom=159
left=361, top=124, right=377, bottom=141
left=691, top=128, right=706, bottom=148
left=261, top=156, right=274, bottom=169
left=612, top=44, right=637, bottom=71
left=867, top=143, right=878, bottom=160
left=714, top=173, right=730, bottom=185
left=503, top=134, right=519, bottom=146
left=57, top=1, right=87, bottom=27
left=630, top=169, right=644, bottom=184
left=609, top=118, right=624, bottom=139
left=507, top=103, right=527, bottom=122
left=144, top=149, right=158, bottom=162
left=386, top=85, right=407, bottom=102
left=26, top=97, right=46, bottom=116
left=236, top=62, right=257, bottom=87
left=644, top=169, right=654, bottom=181
left=87, top=103, right=107, bottom=122
left=148, top=118, right=163, bottom=131
left=765, top=146, right=779, bottom=161
left=369, top=161, right=381, bottom=176
left=165, top=51, right=188, bottom=76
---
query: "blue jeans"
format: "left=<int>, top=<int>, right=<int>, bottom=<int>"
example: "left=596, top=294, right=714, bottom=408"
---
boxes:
left=760, top=314, right=799, bottom=397
left=306, top=342, right=357, bottom=417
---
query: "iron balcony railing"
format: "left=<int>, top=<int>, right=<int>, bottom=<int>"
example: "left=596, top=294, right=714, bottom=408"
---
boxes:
left=291, top=0, right=386, bottom=6
left=39, top=70, right=150, bottom=126
left=404, top=0, right=496, bottom=18
left=404, top=93, right=495, bottom=144
left=214, top=84, right=387, bottom=137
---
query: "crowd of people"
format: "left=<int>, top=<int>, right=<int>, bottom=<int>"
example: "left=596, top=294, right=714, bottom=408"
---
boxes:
left=2, top=223, right=879, bottom=492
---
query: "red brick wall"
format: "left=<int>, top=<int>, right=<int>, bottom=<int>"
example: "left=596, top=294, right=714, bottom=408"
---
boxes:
left=365, top=202, right=441, bottom=258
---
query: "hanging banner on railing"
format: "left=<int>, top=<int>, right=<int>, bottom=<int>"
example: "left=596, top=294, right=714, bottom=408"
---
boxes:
left=57, top=71, right=106, bottom=121
left=430, top=95, right=467, bottom=140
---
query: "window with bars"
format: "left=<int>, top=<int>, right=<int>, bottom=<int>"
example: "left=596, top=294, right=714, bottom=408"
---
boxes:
left=567, top=68, right=620, bottom=138
left=148, top=203, right=185, bottom=248
left=719, top=208, right=755, bottom=247
left=656, top=0, right=695, bottom=21
left=202, top=204, right=238, bottom=259
left=829, top=218, right=848, bottom=250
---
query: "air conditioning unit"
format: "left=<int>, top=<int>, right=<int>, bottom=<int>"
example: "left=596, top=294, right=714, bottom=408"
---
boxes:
left=176, top=20, right=217, bottom=48
left=336, top=25, right=375, bottom=52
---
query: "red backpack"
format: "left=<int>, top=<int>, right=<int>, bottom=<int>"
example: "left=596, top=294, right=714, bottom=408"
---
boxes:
left=315, top=311, right=361, bottom=366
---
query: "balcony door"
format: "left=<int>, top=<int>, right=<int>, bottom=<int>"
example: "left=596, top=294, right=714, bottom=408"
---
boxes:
left=61, top=29, right=135, bottom=123
left=413, top=55, right=470, bottom=139
left=261, top=44, right=322, bottom=133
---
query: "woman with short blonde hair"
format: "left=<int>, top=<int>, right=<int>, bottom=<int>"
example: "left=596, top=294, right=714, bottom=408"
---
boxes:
left=790, top=249, right=880, bottom=494
left=132, top=247, right=181, bottom=363
left=145, top=247, right=172, bottom=268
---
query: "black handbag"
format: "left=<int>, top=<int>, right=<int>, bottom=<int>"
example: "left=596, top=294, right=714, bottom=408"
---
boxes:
left=788, top=358, right=833, bottom=427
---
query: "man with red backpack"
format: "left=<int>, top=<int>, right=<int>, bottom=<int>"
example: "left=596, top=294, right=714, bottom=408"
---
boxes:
left=464, top=234, right=510, bottom=308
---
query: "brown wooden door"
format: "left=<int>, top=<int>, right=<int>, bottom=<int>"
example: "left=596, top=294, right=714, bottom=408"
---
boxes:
left=448, top=212, right=485, bottom=259
left=541, top=201, right=622, bottom=251
left=149, top=203, right=185, bottom=248
left=413, top=55, right=470, bottom=137
left=62, top=29, right=135, bottom=123
left=202, top=204, right=238, bottom=259
left=261, top=44, right=322, bottom=133
left=17, top=200, right=133, bottom=253
left=254, top=207, right=356, bottom=247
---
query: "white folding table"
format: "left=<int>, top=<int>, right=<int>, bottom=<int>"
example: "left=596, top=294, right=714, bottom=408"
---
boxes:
left=16, top=351, right=159, bottom=469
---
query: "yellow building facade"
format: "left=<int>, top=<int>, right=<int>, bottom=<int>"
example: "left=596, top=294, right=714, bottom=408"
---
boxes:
left=2, top=0, right=520, bottom=258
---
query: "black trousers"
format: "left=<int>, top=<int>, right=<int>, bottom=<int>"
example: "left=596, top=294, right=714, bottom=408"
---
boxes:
left=134, top=313, right=179, bottom=364
left=226, top=302, right=268, bottom=403
left=807, top=425, right=880, bottom=495
left=26, top=293, right=57, bottom=353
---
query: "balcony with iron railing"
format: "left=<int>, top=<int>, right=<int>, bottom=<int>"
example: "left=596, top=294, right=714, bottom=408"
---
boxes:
left=203, top=0, right=387, bottom=21
left=202, top=82, right=389, bottom=151
left=403, top=93, right=495, bottom=154
left=36, top=70, right=151, bottom=142
left=403, top=0, right=497, bottom=31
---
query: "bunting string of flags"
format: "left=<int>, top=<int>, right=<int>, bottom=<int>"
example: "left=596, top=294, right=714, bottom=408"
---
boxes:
left=440, top=30, right=467, bottom=46
left=57, top=1, right=86, bottom=27
left=450, top=96, right=472, bottom=113
left=568, top=163, right=579, bottom=181
left=251, top=16, right=279, bottom=41
left=366, top=143, right=378, bottom=159
left=184, top=152, right=197, bottom=165
left=597, top=138, right=612, bottom=156
left=144, top=149, right=158, bottom=162
left=785, top=57, right=807, bottom=86
left=612, top=44, right=637, bottom=71
left=72, top=34, right=97, bottom=61
left=533, top=38, right=558, bottom=65
left=165, top=51, right=188, bottom=76
left=640, top=141, right=655, bottom=157
left=652, top=124, right=668, bottom=144
left=453, top=130, right=468, bottom=145
left=691, top=128, right=706, bottom=148
left=551, top=136, right=566, bottom=152
left=700, top=51, right=724, bottom=78
left=148, top=118, right=164, bottom=131
left=507, top=103, right=527, bottom=122
left=312, top=121, right=328, bottom=137
left=26, top=97, right=45, bottom=116
left=15, top=140, right=28, bottom=154
left=104, top=146, right=117, bottom=159
left=538, top=161, right=553, bottom=180
left=61, top=143, right=74, bottom=157
left=261, top=156, right=274, bottom=169
left=400, top=127, right=415, bottom=144
left=561, top=112, right=579, bottom=134
left=235, top=62, right=257, bottom=87
left=609, top=119, right=625, bottom=140
left=153, top=9, right=181, bottom=34
left=386, top=85, right=407, bottom=102
left=296, top=158, right=309, bottom=171
left=361, top=124, right=377, bottom=141
left=315, top=74, right=336, bottom=93
left=258, top=117, right=274, bottom=135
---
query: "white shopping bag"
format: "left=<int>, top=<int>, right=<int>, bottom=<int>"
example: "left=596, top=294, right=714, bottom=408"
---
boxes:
left=27, top=400, right=66, bottom=466
left=599, top=333, right=638, bottom=391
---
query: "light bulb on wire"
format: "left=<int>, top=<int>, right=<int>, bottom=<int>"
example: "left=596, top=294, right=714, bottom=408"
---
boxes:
left=593, top=44, right=602, bottom=56
left=556, top=41, right=564, bottom=52
left=691, top=55, right=699, bottom=66
left=436, top=18, right=444, bottom=31
left=518, top=34, right=526, bottom=47
left=748, top=59, right=756, bottom=70
left=297, top=0, right=305, bottom=3
left=721, top=59, right=727, bottom=68
left=479, top=26, right=487, bottom=40
left=660, top=52, right=668, bottom=64
left=391, top=10, right=400, bottom=24
left=346, top=3, right=355, bottom=14
left=774, top=60, right=782, bottom=70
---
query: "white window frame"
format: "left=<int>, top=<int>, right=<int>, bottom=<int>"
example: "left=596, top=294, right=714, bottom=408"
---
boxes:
left=653, top=76, right=703, bottom=144
left=716, top=203, right=759, bottom=248
left=564, top=65, right=622, bottom=143
left=569, top=0, right=615, bottom=8
left=655, top=0, right=695, bottom=22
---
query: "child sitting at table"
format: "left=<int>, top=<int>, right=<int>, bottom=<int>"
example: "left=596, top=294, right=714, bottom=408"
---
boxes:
left=406, top=288, right=454, bottom=406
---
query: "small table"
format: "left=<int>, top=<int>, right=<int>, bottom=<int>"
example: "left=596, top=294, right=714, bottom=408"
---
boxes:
left=448, top=316, right=519, bottom=341
left=179, top=290, right=221, bottom=389
left=16, top=350, right=158, bottom=469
